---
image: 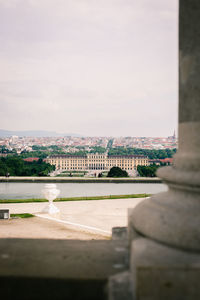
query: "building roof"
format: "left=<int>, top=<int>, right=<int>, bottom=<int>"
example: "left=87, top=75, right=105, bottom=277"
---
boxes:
left=160, top=158, right=173, bottom=164
left=107, top=155, right=148, bottom=158
left=48, top=155, right=87, bottom=158
left=47, top=154, right=148, bottom=159
left=23, top=157, right=40, bottom=162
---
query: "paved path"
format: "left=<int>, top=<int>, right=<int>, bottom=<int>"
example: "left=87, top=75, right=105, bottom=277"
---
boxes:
left=0, top=198, right=145, bottom=238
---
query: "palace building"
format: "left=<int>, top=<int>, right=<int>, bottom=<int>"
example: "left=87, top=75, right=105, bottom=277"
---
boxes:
left=45, top=153, right=149, bottom=171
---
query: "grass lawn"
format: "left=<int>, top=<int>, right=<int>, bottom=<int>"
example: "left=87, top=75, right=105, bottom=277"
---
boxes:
left=0, top=193, right=150, bottom=204
left=10, top=213, right=34, bottom=218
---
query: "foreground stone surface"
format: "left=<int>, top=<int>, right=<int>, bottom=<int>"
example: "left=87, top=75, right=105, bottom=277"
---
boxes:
left=0, top=239, right=128, bottom=279
left=0, top=238, right=128, bottom=300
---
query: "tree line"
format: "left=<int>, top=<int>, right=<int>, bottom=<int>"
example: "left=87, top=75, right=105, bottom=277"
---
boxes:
left=108, top=147, right=176, bottom=159
left=20, top=147, right=176, bottom=160
left=0, top=156, right=55, bottom=176
left=1, top=144, right=176, bottom=160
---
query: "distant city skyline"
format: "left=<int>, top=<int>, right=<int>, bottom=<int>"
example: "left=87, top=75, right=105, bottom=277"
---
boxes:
left=0, top=128, right=177, bottom=138
left=0, top=134, right=177, bottom=155
left=0, top=0, right=178, bottom=136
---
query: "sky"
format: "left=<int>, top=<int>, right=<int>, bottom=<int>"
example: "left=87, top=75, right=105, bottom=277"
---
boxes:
left=0, top=0, right=178, bottom=137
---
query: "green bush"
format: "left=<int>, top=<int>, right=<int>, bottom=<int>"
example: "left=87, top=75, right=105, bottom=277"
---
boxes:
left=107, top=166, right=128, bottom=178
left=137, top=165, right=159, bottom=177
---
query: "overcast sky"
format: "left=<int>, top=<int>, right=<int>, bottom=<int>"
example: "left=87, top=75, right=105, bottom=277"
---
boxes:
left=0, top=0, right=178, bottom=137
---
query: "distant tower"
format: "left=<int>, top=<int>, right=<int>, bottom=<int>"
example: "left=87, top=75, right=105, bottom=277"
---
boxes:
left=173, top=129, right=176, bottom=139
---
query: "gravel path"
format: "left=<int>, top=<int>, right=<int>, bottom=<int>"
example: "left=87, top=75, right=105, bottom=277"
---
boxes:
left=0, top=217, right=106, bottom=240
left=0, top=198, right=145, bottom=239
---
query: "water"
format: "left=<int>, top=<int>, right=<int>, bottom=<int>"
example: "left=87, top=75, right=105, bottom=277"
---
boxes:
left=0, top=182, right=168, bottom=199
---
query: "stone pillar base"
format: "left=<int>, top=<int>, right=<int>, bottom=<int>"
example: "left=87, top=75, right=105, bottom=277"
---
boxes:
left=130, top=166, right=200, bottom=252
left=130, top=238, right=200, bottom=300
left=109, top=237, right=200, bottom=300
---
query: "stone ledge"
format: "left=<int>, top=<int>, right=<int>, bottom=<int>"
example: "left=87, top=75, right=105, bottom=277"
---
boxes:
left=0, top=238, right=130, bottom=300
left=0, top=239, right=128, bottom=280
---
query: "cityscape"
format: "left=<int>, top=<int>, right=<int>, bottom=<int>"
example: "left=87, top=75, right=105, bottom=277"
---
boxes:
left=0, top=132, right=177, bottom=155
left=0, top=1, right=198, bottom=299
left=0, top=132, right=177, bottom=177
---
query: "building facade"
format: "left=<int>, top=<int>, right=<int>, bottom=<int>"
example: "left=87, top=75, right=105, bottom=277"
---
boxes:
left=45, top=153, right=149, bottom=171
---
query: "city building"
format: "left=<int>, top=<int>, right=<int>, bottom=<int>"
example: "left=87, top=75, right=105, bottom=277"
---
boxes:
left=45, top=153, right=149, bottom=171
left=149, top=158, right=173, bottom=166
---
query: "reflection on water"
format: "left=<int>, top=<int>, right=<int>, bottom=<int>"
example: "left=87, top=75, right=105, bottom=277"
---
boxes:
left=0, top=182, right=168, bottom=199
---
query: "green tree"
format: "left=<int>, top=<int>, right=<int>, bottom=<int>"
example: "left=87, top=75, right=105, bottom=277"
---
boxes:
left=0, top=159, right=7, bottom=176
left=89, top=146, right=106, bottom=154
left=108, top=147, right=176, bottom=159
left=0, top=156, right=55, bottom=176
left=107, top=139, right=113, bottom=149
left=107, top=166, right=128, bottom=178
left=137, top=165, right=159, bottom=177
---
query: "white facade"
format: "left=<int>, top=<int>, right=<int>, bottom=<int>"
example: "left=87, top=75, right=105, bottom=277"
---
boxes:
left=45, top=153, right=149, bottom=171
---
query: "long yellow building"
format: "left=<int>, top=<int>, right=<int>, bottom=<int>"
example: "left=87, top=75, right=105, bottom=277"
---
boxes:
left=45, top=153, right=149, bottom=171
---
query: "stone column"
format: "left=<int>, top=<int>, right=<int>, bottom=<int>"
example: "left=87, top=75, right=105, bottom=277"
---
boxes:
left=130, top=0, right=200, bottom=253
left=108, top=1, right=200, bottom=299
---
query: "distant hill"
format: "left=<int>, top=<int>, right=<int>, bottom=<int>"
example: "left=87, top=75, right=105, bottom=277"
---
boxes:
left=0, top=129, right=82, bottom=137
